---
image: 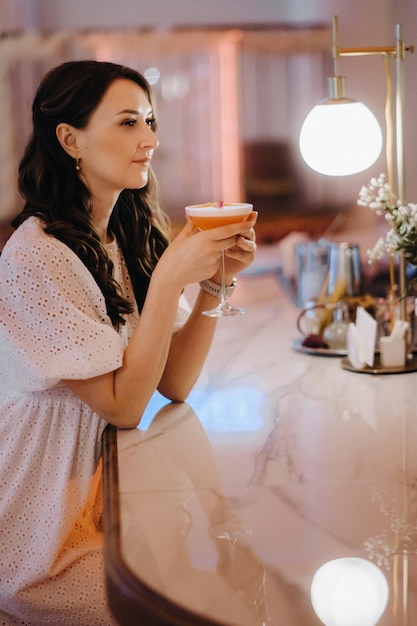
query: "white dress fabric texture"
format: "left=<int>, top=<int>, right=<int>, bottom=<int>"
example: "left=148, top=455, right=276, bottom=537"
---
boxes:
left=0, top=217, right=190, bottom=625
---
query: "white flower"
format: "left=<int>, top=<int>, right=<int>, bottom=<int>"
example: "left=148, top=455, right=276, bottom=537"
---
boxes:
left=359, top=174, right=417, bottom=265
left=386, top=228, right=400, bottom=252
left=367, top=237, right=387, bottom=263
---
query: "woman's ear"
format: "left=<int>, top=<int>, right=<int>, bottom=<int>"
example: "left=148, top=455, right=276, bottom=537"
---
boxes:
left=56, top=123, right=80, bottom=159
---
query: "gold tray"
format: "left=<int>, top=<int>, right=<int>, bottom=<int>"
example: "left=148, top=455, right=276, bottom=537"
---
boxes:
left=341, top=353, right=417, bottom=375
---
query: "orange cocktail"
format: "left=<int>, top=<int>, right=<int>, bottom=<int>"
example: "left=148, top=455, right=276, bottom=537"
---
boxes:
left=184, top=202, right=253, bottom=317
left=185, top=202, right=253, bottom=230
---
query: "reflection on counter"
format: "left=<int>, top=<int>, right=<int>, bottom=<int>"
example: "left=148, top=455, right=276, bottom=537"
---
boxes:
left=104, top=272, right=417, bottom=625
left=116, top=402, right=274, bottom=625
left=311, top=558, right=389, bottom=626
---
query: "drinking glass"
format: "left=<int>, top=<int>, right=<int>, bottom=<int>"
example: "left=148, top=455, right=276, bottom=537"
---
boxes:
left=295, top=240, right=330, bottom=307
left=185, top=202, right=253, bottom=317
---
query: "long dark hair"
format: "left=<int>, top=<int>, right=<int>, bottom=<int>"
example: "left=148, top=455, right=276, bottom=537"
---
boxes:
left=14, top=60, right=170, bottom=328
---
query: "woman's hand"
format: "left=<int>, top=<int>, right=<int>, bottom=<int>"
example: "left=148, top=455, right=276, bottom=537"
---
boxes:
left=158, top=212, right=257, bottom=290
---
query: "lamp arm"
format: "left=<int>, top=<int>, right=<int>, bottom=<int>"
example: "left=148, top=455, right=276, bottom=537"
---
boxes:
left=338, top=46, right=396, bottom=57
left=332, top=15, right=412, bottom=60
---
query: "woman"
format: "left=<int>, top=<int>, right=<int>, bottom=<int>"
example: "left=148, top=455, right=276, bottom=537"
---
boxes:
left=0, top=60, right=256, bottom=625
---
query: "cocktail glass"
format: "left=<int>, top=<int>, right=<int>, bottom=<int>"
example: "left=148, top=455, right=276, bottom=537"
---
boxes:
left=185, top=202, right=253, bottom=317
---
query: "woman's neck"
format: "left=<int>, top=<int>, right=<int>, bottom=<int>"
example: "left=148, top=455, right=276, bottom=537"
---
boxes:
left=90, top=190, right=120, bottom=244
left=91, top=207, right=113, bottom=244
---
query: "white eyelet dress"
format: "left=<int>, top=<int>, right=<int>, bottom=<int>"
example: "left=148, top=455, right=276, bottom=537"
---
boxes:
left=0, top=217, right=190, bottom=625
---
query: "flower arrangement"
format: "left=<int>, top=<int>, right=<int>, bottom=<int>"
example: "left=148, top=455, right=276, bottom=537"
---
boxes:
left=358, top=173, right=417, bottom=266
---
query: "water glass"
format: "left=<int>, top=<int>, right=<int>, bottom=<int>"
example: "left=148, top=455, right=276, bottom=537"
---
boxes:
left=295, top=240, right=330, bottom=307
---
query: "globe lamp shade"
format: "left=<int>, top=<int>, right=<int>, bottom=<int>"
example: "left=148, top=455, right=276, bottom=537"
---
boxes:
left=299, top=99, right=383, bottom=176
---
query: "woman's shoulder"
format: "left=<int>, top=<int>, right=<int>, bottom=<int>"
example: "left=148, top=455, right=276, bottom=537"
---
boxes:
left=0, top=216, right=105, bottom=308
left=0, top=217, right=93, bottom=290
left=4, top=216, right=59, bottom=251
left=2, top=216, right=77, bottom=264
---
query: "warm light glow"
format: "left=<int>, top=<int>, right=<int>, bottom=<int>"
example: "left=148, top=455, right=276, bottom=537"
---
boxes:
left=310, top=557, right=389, bottom=626
left=299, top=100, right=383, bottom=176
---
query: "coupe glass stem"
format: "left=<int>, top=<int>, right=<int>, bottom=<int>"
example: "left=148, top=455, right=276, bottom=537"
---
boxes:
left=220, top=251, right=227, bottom=306
left=202, top=249, right=245, bottom=317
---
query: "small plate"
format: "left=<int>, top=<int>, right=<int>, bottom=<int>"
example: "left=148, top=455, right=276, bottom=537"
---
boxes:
left=292, top=337, right=347, bottom=357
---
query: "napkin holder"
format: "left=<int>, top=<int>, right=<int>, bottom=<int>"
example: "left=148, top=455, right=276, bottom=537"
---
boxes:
left=379, top=320, right=409, bottom=367
left=346, top=306, right=410, bottom=372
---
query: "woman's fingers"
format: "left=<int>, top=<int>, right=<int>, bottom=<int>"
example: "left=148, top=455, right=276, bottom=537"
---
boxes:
left=226, top=226, right=257, bottom=252
left=237, top=235, right=257, bottom=252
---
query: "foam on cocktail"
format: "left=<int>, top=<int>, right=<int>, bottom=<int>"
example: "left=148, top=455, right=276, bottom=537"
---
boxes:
left=185, top=202, right=253, bottom=229
left=185, top=202, right=252, bottom=216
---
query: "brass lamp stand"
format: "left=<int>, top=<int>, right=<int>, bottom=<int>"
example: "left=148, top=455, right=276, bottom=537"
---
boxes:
left=331, top=15, right=414, bottom=320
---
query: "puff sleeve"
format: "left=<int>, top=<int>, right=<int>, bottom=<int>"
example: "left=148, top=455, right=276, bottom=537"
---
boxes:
left=0, top=219, right=125, bottom=392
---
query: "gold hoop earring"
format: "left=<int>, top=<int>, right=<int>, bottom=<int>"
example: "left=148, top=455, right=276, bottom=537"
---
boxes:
left=75, top=157, right=81, bottom=172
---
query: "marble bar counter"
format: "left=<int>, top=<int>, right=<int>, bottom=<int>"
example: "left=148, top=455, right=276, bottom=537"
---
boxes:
left=103, top=263, right=417, bottom=626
